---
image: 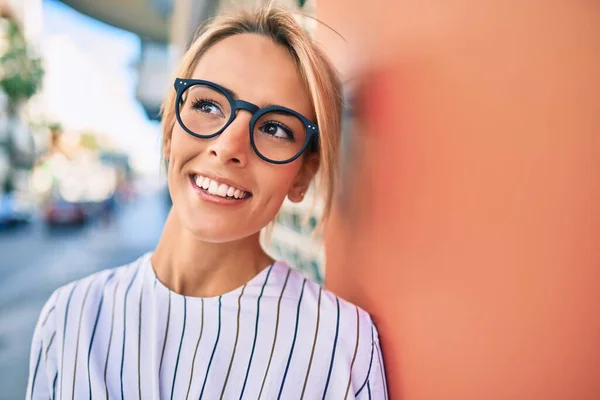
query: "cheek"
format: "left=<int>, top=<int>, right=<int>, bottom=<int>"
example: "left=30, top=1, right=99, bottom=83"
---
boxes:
left=256, top=163, right=301, bottom=202
left=167, top=129, right=201, bottom=195
left=170, top=127, right=204, bottom=160
left=167, top=128, right=207, bottom=182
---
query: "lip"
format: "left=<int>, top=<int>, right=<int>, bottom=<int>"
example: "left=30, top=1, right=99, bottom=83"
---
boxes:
left=189, top=175, right=251, bottom=206
left=190, top=172, right=252, bottom=194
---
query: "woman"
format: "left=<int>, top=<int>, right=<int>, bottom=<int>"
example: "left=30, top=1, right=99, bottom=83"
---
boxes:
left=26, top=4, right=388, bottom=399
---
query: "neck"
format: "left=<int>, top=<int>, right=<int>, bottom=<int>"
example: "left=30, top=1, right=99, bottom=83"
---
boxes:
left=151, top=209, right=274, bottom=298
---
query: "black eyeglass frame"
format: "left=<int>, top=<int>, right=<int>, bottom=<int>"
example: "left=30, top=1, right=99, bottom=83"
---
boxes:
left=174, top=78, right=320, bottom=165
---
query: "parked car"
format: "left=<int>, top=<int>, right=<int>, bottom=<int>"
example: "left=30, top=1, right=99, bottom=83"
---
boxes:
left=0, top=192, right=32, bottom=227
left=43, top=196, right=86, bottom=225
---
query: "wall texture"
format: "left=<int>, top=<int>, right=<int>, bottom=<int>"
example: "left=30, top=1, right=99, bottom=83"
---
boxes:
left=318, top=1, right=600, bottom=399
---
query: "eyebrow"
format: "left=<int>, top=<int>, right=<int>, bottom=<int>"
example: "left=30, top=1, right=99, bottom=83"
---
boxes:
left=215, top=82, right=239, bottom=99
left=261, top=103, right=282, bottom=109
left=212, top=82, right=288, bottom=110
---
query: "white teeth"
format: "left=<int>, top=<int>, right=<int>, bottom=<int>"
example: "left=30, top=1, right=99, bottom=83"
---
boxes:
left=208, top=180, right=219, bottom=194
left=217, top=184, right=229, bottom=196
left=194, top=175, right=248, bottom=199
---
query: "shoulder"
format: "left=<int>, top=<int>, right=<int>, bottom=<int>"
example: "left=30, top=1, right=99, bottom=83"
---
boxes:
left=273, top=260, right=378, bottom=352
left=273, top=261, right=387, bottom=394
left=273, top=260, right=375, bottom=326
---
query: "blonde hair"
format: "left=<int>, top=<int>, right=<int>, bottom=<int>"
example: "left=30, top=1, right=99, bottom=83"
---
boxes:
left=160, top=3, right=343, bottom=226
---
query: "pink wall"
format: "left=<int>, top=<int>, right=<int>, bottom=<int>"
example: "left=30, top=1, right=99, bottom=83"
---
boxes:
left=319, top=2, right=600, bottom=399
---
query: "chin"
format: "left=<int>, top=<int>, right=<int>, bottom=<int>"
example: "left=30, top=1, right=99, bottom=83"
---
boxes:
left=180, top=213, right=259, bottom=243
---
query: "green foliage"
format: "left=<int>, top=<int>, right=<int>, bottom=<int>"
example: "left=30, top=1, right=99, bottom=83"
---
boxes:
left=0, top=18, right=43, bottom=103
left=48, top=121, right=63, bottom=131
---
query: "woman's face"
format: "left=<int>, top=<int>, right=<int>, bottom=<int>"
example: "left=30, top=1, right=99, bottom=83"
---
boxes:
left=164, top=33, right=317, bottom=242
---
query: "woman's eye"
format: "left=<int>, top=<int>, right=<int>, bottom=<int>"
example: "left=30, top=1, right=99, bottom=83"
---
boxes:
left=191, top=99, right=224, bottom=117
left=261, top=122, right=294, bottom=141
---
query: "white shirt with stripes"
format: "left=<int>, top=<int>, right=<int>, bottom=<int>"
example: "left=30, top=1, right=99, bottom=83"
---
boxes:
left=26, top=252, right=388, bottom=399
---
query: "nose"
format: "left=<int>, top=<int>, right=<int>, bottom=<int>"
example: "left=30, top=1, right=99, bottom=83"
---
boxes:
left=206, top=112, right=251, bottom=167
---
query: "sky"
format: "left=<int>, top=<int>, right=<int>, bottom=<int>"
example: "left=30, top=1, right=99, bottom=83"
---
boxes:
left=39, top=0, right=163, bottom=176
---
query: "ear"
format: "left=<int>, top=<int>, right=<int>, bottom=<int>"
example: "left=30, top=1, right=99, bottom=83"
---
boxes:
left=288, top=153, right=319, bottom=203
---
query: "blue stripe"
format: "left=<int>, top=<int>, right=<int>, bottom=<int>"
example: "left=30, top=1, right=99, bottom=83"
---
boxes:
left=367, top=380, right=372, bottom=399
left=321, top=297, right=340, bottom=399
left=29, top=343, right=43, bottom=399
left=277, top=278, right=306, bottom=400
left=375, top=338, right=388, bottom=400
left=60, top=284, right=77, bottom=400
left=355, top=324, right=375, bottom=396
left=170, top=296, right=187, bottom=400
left=87, top=271, right=116, bottom=399
left=239, top=264, right=273, bottom=399
left=120, top=264, right=141, bottom=400
left=41, top=305, right=56, bottom=328
left=52, top=371, right=58, bottom=400
left=199, top=296, right=222, bottom=399
left=72, top=281, right=94, bottom=399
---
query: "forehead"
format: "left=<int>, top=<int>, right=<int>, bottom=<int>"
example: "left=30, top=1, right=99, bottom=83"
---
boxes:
left=191, top=33, right=314, bottom=119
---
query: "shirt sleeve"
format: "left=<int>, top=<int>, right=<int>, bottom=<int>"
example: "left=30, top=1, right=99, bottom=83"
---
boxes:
left=355, top=318, right=389, bottom=399
left=367, top=322, right=389, bottom=399
left=26, top=289, right=60, bottom=400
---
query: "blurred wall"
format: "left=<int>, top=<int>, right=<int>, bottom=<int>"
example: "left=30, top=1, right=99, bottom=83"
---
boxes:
left=318, top=1, right=600, bottom=399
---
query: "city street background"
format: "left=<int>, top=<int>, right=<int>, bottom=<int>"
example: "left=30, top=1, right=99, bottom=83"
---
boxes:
left=0, top=188, right=169, bottom=399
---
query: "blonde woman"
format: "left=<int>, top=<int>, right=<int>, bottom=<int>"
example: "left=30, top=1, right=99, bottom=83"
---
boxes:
left=26, top=4, right=388, bottom=399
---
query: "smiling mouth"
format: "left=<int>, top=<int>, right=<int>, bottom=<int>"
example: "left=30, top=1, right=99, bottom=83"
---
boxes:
left=190, top=174, right=252, bottom=200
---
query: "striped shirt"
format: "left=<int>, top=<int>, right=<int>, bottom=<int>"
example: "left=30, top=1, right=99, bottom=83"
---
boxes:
left=26, top=252, right=388, bottom=399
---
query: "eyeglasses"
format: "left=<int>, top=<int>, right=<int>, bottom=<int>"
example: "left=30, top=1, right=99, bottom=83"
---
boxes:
left=174, top=78, right=319, bottom=164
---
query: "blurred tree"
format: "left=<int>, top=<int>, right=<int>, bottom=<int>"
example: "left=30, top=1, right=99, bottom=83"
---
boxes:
left=0, top=18, right=43, bottom=104
left=0, top=11, right=44, bottom=190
